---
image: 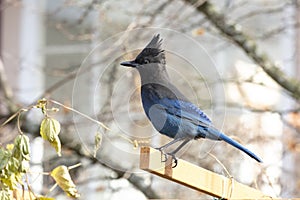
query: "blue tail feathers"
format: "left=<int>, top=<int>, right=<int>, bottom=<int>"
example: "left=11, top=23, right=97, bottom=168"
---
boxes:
left=207, top=128, right=262, bottom=162
left=219, top=132, right=262, bottom=162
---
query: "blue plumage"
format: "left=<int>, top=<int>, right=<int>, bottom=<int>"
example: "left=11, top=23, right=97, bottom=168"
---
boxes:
left=121, top=34, right=262, bottom=166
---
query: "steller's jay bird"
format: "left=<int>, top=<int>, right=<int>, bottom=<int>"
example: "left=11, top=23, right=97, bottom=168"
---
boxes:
left=121, top=34, right=262, bottom=167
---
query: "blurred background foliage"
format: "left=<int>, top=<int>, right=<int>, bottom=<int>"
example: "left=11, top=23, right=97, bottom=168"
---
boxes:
left=0, top=0, right=300, bottom=199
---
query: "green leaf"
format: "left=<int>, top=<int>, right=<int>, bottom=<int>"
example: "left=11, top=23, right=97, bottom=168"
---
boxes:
left=40, top=117, right=61, bottom=156
left=19, top=135, right=30, bottom=161
left=8, top=157, right=19, bottom=172
left=20, top=160, right=30, bottom=172
left=1, top=172, right=22, bottom=189
left=0, top=189, right=11, bottom=200
left=11, top=135, right=30, bottom=172
left=50, top=165, right=80, bottom=198
left=0, top=148, right=10, bottom=170
left=0, top=136, right=30, bottom=190
left=13, top=135, right=30, bottom=161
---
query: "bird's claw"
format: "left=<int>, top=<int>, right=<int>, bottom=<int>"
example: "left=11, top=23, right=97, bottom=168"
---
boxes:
left=155, top=147, right=178, bottom=168
left=167, top=153, right=178, bottom=168
left=155, top=147, right=168, bottom=162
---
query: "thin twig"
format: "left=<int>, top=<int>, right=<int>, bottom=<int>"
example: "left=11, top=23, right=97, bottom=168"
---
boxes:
left=208, top=152, right=232, bottom=178
left=233, top=2, right=290, bottom=22
left=0, top=107, right=32, bottom=130
left=186, top=0, right=300, bottom=101
left=68, top=163, right=82, bottom=170
left=25, top=173, right=38, bottom=199
left=48, top=99, right=110, bottom=131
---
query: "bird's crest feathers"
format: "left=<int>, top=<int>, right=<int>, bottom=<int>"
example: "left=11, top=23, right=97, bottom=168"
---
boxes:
left=135, top=34, right=166, bottom=65
left=145, top=34, right=163, bottom=50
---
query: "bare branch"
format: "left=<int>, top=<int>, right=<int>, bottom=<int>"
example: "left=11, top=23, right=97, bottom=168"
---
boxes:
left=184, top=0, right=300, bottom=102
left=77, top=0, right=98, bottom=25
left=256, top=22, right=300, bottom=40
left=233, top=2, right=290, bottom=22
left=60, top=133, right=161, bottom=199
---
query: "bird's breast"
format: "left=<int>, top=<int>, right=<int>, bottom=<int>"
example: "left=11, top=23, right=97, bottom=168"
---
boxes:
left=141, top=88, right=180, bottom=138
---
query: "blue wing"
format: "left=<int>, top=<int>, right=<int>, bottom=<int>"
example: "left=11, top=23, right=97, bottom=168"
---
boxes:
left=158, top=98, right=262, bottom=162
left=159, top=98, right=212, bottom=127
left=143, top=96, right=263, bottom=162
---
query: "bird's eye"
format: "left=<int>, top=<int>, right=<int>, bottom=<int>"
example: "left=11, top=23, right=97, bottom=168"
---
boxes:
left=144, top=59, right=150, bottom=64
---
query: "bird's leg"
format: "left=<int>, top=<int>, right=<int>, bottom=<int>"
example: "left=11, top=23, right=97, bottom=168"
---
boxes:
left=155, top=137, right=184, bottom=151
left=155, top=137, right=185, bottom=162
left=167, top=139, right=190, bottom=168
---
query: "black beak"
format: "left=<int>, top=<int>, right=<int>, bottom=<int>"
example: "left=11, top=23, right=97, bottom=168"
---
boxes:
left=120, top=60, right=139, bottom=68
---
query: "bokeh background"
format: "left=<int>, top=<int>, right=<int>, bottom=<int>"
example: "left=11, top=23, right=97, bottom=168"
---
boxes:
left=0, top=0, right=300, bottom=199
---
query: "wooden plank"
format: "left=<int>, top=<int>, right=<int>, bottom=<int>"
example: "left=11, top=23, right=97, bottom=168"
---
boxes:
left=140, top=146, right=273, bottom=199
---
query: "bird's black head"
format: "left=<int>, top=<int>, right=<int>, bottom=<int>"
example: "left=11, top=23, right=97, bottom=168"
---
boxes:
left=120, top=34, right=166, bottom=68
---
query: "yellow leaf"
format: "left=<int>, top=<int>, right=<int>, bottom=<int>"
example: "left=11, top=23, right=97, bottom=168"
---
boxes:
left=6, top=144, right=14, bottom=151
left=93, top=132, right=102, bottom=158
left=40, top=117, right=61, bottom=156
left=2, top=172, right=22, bottom=190
left=37, top=196, right=55, bottom=200
left=50, top=165, right=80, bottom=198
left=40, top=117, right=61, bottom=141
left=52, top=134, right=61, bottom=157
left=37, top=98, right=47, bottom=114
